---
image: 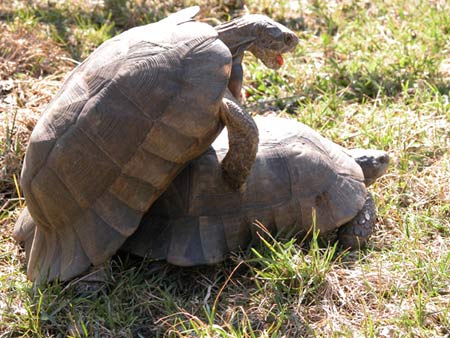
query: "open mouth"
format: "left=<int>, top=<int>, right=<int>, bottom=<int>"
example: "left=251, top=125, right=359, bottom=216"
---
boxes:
left=260, top=49, right=286, bottom=69
left=249, top=41, right=296, bottom=70
left=276, top=54, right=284, bottom=66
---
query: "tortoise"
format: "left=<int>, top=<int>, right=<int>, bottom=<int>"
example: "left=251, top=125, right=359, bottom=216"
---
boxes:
left=121, top=116, right=390, bottom=265
left=14, top=7, right=298, bottom=283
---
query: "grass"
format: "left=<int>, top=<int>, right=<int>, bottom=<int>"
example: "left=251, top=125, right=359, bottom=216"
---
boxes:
left=0, top=0, right=449, bottom=336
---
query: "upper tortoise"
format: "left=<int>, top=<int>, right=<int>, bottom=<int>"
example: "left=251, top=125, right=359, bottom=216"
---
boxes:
left=15, top=7, right=298, bottom=282
left=121, top=116, right=390, bottom=265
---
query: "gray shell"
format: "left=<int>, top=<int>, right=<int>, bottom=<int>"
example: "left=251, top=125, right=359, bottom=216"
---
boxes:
left=122, top=116, right=368, bottom=265
left=18, top=9, right=233, bottom=282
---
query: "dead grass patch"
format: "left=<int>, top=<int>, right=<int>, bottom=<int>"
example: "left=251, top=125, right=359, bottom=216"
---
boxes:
left=0, top=17, right=74, bottom=198
left=0, top=22, right=72, bottom=80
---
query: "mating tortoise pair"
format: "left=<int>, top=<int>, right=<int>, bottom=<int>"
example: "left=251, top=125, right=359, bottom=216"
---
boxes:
left=14, top=8, right=388, bottom=283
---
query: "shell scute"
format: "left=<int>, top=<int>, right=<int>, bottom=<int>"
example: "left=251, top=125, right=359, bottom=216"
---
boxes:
left=189, top=145, right=292, bottom=216
left=198, top=215, right=228, bottom=264
left=27, top=229, right=63, bottom=281
left=166, top=217, right=204, bottom=266
left=93, top=192, right=142, bottom=237
left=46, top=126, right=121, bottom=208
left=190, top=152, right=241, bottom=215
left=158, top=39, right=230, bottom=138
left=220, top=214, right=251, bottom=253
left=140, top=121, right=198, bottom=164
left=22, top=79, right=88, bottom=182
left=77, top=86, right=153, bottom=166
left=113, top=55, right=180, bottom=119
left=72, top=209, right=125, bottom=265
left=121, top=147, right=178, bottom=188
left=108, top=174, right=159, bottom=213
left=241, top=147, right=291, bottom=209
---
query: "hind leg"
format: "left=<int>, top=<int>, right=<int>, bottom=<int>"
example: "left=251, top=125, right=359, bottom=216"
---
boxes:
left=338, top=194, right=376, bottom=249
left=13, top=207, right=36, bottom=258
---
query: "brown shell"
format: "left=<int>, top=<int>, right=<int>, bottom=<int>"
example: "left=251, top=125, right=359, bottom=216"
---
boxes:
left=18, top=13, right=232, bottom=282
left=122, top=116, right=368, bottom=265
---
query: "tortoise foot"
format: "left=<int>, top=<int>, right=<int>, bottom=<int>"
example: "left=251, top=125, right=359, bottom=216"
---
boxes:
left=221, top=163, right=248, bottom=192
left=338, top=194, right=376, bottom=250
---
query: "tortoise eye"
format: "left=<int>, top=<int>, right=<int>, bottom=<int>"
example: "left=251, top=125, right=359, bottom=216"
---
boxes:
left=284, top=33, right=295, bottom=45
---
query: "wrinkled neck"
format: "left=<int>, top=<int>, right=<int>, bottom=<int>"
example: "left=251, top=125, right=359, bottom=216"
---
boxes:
left=215, top=16, right=256, bottom=57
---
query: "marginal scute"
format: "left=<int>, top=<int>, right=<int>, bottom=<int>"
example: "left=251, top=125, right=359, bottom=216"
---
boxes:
left=46, top=80, right=89, bottom=131
left=198, top=215, right=228, bottom=263
left=58, top=223, right=88, bottom=280
left=30, top=167, right=82, bottom=229
left=72, top=209, right=126, bottom=266
left=59, top=240, right=90, bottom=281
left=166, top=218, right=204, bottom=266
left=27, top=229, right=62, bottom=282
left=221, top=214, right=251, bottom=252
left=22, top=113, right=58, bottom=178
left=121, top=215, right=171, bottom=258
left=93, top=192, right=142, bottom=237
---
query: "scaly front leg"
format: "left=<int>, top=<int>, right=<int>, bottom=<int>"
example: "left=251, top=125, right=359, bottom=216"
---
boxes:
left=337, top=194, right=376, bottom=249
left=228, top=55, right=244, bottom=102
left=220, top=89, right=258, bottom=190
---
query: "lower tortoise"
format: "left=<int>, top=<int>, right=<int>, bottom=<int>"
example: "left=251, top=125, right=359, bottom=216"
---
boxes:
left=16, top=117, right=389, bottom=276
left=121, top=116, right=390, bottom=265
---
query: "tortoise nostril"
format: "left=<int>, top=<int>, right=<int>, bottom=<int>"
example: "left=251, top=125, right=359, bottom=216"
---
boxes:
left=284, top=33, right=297, bottom=46
left=380, top=153, right=390, bottom=164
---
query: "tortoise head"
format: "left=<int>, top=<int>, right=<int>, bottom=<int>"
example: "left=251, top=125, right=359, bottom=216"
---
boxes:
left=346, top=148, right=390, bottom=187
left=215, top=14, right=298, bottom=69
left=246, top=15, right=299, bottom=69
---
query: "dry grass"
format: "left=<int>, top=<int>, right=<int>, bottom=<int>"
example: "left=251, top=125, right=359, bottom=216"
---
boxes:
left=0, top=14, right=73, bottom=199
left=0, top=0, right=449, bottom=337
left=0, top=22, right=72, bottom=79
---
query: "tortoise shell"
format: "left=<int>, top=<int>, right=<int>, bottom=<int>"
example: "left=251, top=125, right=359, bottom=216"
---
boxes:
left=122, top=116, right=368, bottom=265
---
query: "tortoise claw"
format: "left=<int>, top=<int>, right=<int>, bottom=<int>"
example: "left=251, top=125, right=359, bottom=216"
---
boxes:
left=221, top=162, right=248, bottom=192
